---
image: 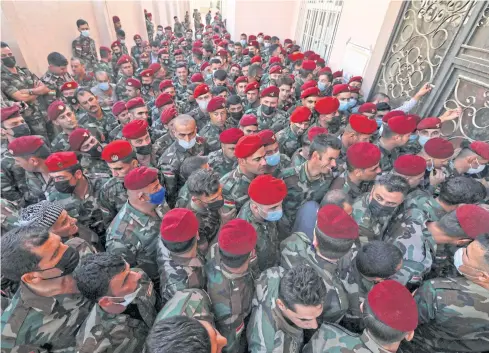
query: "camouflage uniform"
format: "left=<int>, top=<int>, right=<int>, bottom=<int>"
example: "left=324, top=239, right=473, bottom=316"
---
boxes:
left=174, top=22, right=184, bottom=37
left=78, top=154, right=112, bottom=175
left=187, top=201, right=222, bottom=256
left=65, top=229, right=100, bottom=258
left=293, top=77, right=305, bottom=100
left=78, top=109, right=118, bottom=142
left=188, top=107, right=210, bottom=130
left=264, top=153, right=291, bottom=178
left=74, top=72, right=97, bottom=89
left=115, top=74, right=132, bottom=100
left=131, top=46, right=143, bottom=65
left=278, top=98, right=295, bottom=113
left=208, top=149, right=237, bottom=178
left=72, top=35, right=98, bottom=69
left=155, top=288, right=213, bottom=323
left=1, top=281, right=93, bottom=353
left=146, top=19, right=154, bottom=42
left=238, top=201, right=280, bottom=272
left=1, top=66, right=48, bottom=138
left=199, top=122, right=225, bottom=152
left=156, top=239, right=206, bottom=303
left=157, top=138, right=208, bottom=207
left=174, top=79, right=191, bottom=102
left=281, top=232, right=349, bottom=323
left=50, top=131, right=71, bottom=152
left=1, top=143, right=27, bottom=203
left=276, top=125, right=302, bottom=157
left=247, top=267, right=304, bottom=353
left=281, top=163, right=334, bottom=226
left=1, top=198, right=20, bottom=234
left=99, top=177, right=128, bottom=219
left=205, top=243, right=255, bottom=353
left=402, top=277, right=489, bottom=353
left=303, top=323, right=392, bottom=353
left=329, top=173, right=375, bottom=201
left=24, top=171, right=53, bottom=205
left=40, top=71, right=75, bottom=107
left=375, top=142, right=399, bottom=173
left=247, top=105, right=288, bottom=133
left=290, top=148, right=307, bottom=168
left=105, top=202, right=167, bottom=284
left=93, top=61, right=114, bottom=80
left=220, top=167, right=254, bottom=214
left=75, top=269, right=157, bottom=353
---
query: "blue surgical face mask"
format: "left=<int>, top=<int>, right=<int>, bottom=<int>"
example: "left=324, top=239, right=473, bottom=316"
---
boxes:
left=348, top=98, right=357, bottom=108
left=426, top=158, right=434, bottom=172
left=418, top=135, right=430, bottom=146
left=240, top=39, right=247, bottom=46
left=409, top=134, right=418, bottom=142
left=147, top=187, right=166, bottom=205
left=99, top=82, right=110, bottom=91
left=338, top=100, right=349, bottom=112
left=318, top=81, right=327, bottom=92
left=265, top=152, right=281, bottom=166
left=265, top=209, right=283, bottom=222
left=467, top=158, right=486, bottom=175
left=178, top=137, right=196, bottom=150
left=375, top=118, right=383, bottom=128
left=205, top=73, right=213, bottom=81
left=196, top=34, right=202, bottom=40
left=81, top=30, right=90, bottom=37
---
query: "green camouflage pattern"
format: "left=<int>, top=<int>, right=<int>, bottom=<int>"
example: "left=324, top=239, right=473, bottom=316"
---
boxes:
left=65, top=236, right=98, bottom=259
left=153, top=132, right=175, bottom=161
left=72, top=35, right=98, bottom=69
left=174, top=79, right=191, bottom=102
left=276, top=125, right=302, bottom=158
left=98, top=177, right=128, bottom=219
left=40, top=71, right=75, bottom=107
left=329, top=172, right=375, bottom=201
left=24, top=171, right=54, bottom=205
left=155, top=288, right=214, bottom=323
left=199, top=122, right=225, bottom=152
left=247, top=105, right=288, bottom=133
left=220, top=166, right=253, bottom=213
left=187, top=201, right=222, bottom=256
left=1, top=146, right=27, bottom=203
left=208, top=149, right=237, bottom=177
left=146, top=19, right=155, bottom=42
left=1, top=198, right=20, bottom=234
left=115, top=75, right=131, bottom=101
left=50, top=131, right=71, bottom=152
left=290, top=148, right=307, bottom=168
left=374, top=142, right=399, bottom=173
left=93, top=61, right=114, bottom=80
left=77, top=109, right=118, bottom=142
left=187, top=107, right=210, bottom=130
left=78, top=154, right=112, bottom=175
left=131, top=46, right=143, bottom=65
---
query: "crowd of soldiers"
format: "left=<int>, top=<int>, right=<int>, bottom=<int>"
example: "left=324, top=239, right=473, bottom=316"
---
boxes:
left=1, top=7, right=489, bottom=353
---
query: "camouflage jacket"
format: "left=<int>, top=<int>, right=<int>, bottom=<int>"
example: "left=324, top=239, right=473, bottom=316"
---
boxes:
left=156, top=240, right=206, bottom=303
left=25, top=171, right=54, bottom=206
left=220, top=166, right=254, bottom=214
left=115, top=74, right=132, bottom=100
left=329, top=172, right=375, bottom=201
left=105, top=202, right=167, bottom=283
left=293, top=76, right=305, bottom=100
left=50, top=131, right=71, bottom=152
left=174, top=78, right=191, bottom=102
left=290, top=148, right=307, bottom=168
left=187, top=107, right=210, bottom=130
left=65, top=236, right=98, bottom=260
left=238, top=201, right=280, bottom=272
left=280, top=232, right=349, bottom=323
left=1, top=145, right=27, bottom=203
left=208, top=149, right=237, bottom=178
left=403, top=277, right=489, bottom=353
left=75, top=269, right=157, bottom=353
left=374, top=141, right=399, bottom=173
left=205, top=243, right=255, bottom=353
left=247, top=267, right=304, bottom=353
left=77, top=109, right=118, bottom=142
left=146, top=19, right=154, bottom=41
left=79, top=154, right=112, bottom=175
left=1, top=198, right=20, bottom=234
left=187, top=201, right=222, bottom=256
left=276, top=125, right=302, bottom=158
left=155, top=288, right=214, bottom=323
left=72, top=35, right=98, bottom=68
left=199, top=122, right=225, bottom=152
left=74, top=72, right=97, bottom=89
left=40, top=71, right=74, bottom=107
left=281, top=163, right=334, bottom=226
left=248, top=105, right=288, bottom=133
left=303, top=324, right=392, bottom=353
left=93, top=60, right=114, bottom=80
left=130, top=45, right=143, bottom=65
left=174, top=22, right=184, bottom=36
left=98, top=177, right=128, bottom=220
left=278, top=98, right=296, bottom=113
left=1, top=281, right=93, bottom=353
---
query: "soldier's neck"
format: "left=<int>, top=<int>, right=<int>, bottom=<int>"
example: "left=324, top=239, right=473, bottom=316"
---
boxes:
left=434, top=197, right=457, bottom=213
left=37, top=163, right=51, bottom=182
left=129, top=199, right=158, bottom=217
left=24, top=275, right=79, bottom=297
left=74, top=176, right=89, bottom=199
left=379, top=137, right=397, bottom=151
left=347, top=171, right=363, bottom=186
left=305, top=161, right=322, bottom=180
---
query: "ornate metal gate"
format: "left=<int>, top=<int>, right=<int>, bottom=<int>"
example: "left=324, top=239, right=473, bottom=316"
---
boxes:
left=369, top=1, right=489, bottom=141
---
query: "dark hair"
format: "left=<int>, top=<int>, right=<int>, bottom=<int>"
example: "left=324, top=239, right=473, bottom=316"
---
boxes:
left=213, top=69, right=227, bottom=81
left=152, top=79, right=162, bottom=92
left=241, top=59, right=251, bottom=68
left=203, top=45, right=214, bottom=53
left=1, top=226, right=50, bottom=280
left=376, top=102, right=391, bottom=112
left=376, top=174, right=410, bottom=195
left=299, top=68, right=313, bottom=79
left=234, top=42, right=242, bottom=48
left=187, top=168, right=220, bottom=197
left=76, top=19, right=88, bottom=28
left=272, top=36, right=279, bottom=41
left=278, top=265, right=326, bottom=311
left=381, top=124, right=399, bottom=139
left=363, top=299, right=408, bottom=344
left=476, top=234, right=489, bottom=268
left=1, top=42, right=9, bottom=48
left=248, top=64, right=263, bottom=78
left=211, top=85, right=228, bottom=96
left=175, top=62, right=188, bottom=70
left=73, top=253, right=125, bottom=301
left=227, top=95, right=242, bottom=106
left=316, top=228, right=355, bottom=259
left=356, top=241, right=403, bottom=278
left=193, top=51, right=203, bottom=60
left=151, top=40, right=160, bottom=47
left=209, top=58, right=222, bottom=65
left=320, top=189, right=352, bottom=208
left=99, top=48, right=110, bottom=59
left=318, top=71, right=333, bottom=83
left=439, top=177, right=486, bottom=206
left=309, top=134, right=341, bottom=158
left=268, top=44, right=280, bottom=55
left=276, top=74, right=294, bottom=88
left=437, top=210, right=465, bottom=238
left=75, top=87, right=95, bottom=99
left=47, top=52, right=68, bottom=67
left=116, top=29, right=125, bottom=37
left=146, top=316, right=211, bottom=353
left=180, top=156, right=209, bottom=180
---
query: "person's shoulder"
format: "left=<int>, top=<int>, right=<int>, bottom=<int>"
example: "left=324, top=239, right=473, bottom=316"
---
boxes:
left=280, top=164, right=300, bottom=180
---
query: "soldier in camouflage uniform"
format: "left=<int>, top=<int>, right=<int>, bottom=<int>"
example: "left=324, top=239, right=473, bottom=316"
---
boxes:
left=188, top=83, right=212, bottom=130
left=155, top=288, right=213, bottom=322
left=67, top=128, right=111, bottom=175
left=1, top=226, right=93, bottom=353
left=247, top=86, right=289, bottom=133
left=0, top=198, right=19, bottom=234
left=107, top=100, right=130, bottom=141
left=73, top=253, right=158, bottom=353
left=205, top=219, right=257, bottom=353
left=71, top=58, right=97, bottom=88
left=105, top=166, right=168, bottom=286
left=208, top=127, right=243, bottom=177
left=292, top=60, right=316, bottom=99
left=281, top=134, right=340, bottom=227
left=200, top=96, right=229, bottom=152
left=247, top=266, right=326, bottom=353
left=173, top=62, right=192, bottom=102
left=114, top=54, right=135, bottom=100
left=157, top=208, right=206, bottom=302
left=276, top=106, right=311, bottom=158
left=131, top=35, right=144, bottom=65
left=255, top=129, right=292, bottom=177
left=40, top=52, right=75, bottom=110
left=303, top=280, right=418, bottom=353
left=72, top=19, right=98, bottom=70
left=93, top=46, right=114, bottom=79
left=47, top=100, right=87, bottom=152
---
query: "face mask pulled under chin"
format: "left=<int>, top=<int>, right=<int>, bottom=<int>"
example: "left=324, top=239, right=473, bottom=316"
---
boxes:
left=107, top=285, right=142, bottom=307
left=37, top=246, right=80, bottom=279
left=467, top=158, right=486, bottom=175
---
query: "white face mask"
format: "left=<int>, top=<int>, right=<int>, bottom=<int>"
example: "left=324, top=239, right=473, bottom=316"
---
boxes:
left=467, top=158, right=486, bottom=174
left=107, top=285, right=141, bottom=307
left=157, top=30, right=163, bottom=35
left=81, top=30, right=90, bottom=37
left=198, top=99, right=210, bottom=112
left=178, top=137, right=197, bottom=150
left=418, top=135, right=430, bottom=146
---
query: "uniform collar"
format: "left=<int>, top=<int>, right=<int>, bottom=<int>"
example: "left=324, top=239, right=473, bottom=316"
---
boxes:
left=271, top=306, right=303, bottom=340
left=360, top=331, right=392, bottom=353
left=19, top=282, right=58, bottom=315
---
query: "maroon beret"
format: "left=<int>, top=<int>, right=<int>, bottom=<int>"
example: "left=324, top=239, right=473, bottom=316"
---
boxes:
left=149, top=63, right=161, bottom=72
left=387, top=115, right=417, bottom=135
left=155, top=93, right=173, bottom=108
left=200, top=62, right=210, bottom=71
left=234, top=135, right=263, bottom=158
left=417, top=117, right=441, bottom=130
left=260, top=86, right=279, bottom=98
left=269, top=66, right=283, bottom=75
left=269, top=57, right=281, bottom=65
left=47, top=100, right=67, bottom=121
left=207, top=96, right=226, bottom=112
left=218, top=219, right=257, bottom=255
left=159, top=80, right=174, bottom=91
left=235, top=76, right=248, bottom=85
left=60, top=81, right=78, bottom=92
left=300, top=80, right=317, bottom=91
left=191, top=73, right=204, bottom=83
left=315, top=97, right=340, bottom=115
left=111, top=101, right=127, bottom=116
left=8, top=136, right=45, bottom=157
left=332, top=70, right=343, bottom=78
left=249, top=175, right=287, bottom=205
left=126, top=78, right=141, bottom=89
left=424, top=137, right=454, bottom=159
left=140, top=69, right=154, bottom=78
left=308, top=127, right=328, bottom=142
left=45, top=152, right=78, bottom=172
left=394, top=155, right=427, bottom=176
left=382, top=110, right=405, bottom=123
left=239, top=114, right=258, bottom=127
left=257, top=129, right=277, bottom=146
left=290, top=106, right=312, bottom=123
left=194, top=83, right=210, bottom=98
left=251, top=56, right=262, bottom=64
left=245, top=82, right=260, bottom=93
left=117, top=54, right=132, bottom=67
left=126, top=97, right=145, bottom=111
left=349, top=76, right=363, bottom=83
left=332, top=84, right=350, bottom=96
left=1, top=105, right=21, bottom=122
left=358, top=102, right=377, bottom=115
left=160, top=208, right=199, bottom=242
left=112, top=15, right=120, bottom=23
left=102, top=140, right=134, bottom=163
left=220, top=128, right=244, bottom=144
left=122, top=119, right=149, bottom=140
left=124, top=166, right=158, bottom=190
left=160, top=106, right=178, bottom=125
left=347, top=142, right=381, bottom=169
left=69, top=128, right=91, bottom=151
left=349, top=114, right=377, bottom=135
left=319, top=67, right=332, bottom=74
left=300, top=87, right=320, bottom=99
left=302, top=60, right=316, bottom=71
left=456, top=205, right=489, bottom=239
left=316, top=204, right=359, bottom=239
left=469, top=141, right=489, bottom=160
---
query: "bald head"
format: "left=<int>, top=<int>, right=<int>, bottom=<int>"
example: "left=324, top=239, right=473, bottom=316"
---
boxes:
left=95, top=71, right=109, bottom=82
left=174, top=115, right=197, bottom=143
left=174, top=114, right=196, bottom=128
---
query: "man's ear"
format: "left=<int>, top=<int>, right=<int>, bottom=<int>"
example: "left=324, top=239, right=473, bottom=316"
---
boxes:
left=21, top=272, right=40, bottom=285
left=405, top=330, right=415, bottom=342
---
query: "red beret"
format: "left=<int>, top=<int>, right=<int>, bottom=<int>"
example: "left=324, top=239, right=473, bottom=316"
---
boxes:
left=304, top=51, right=314, bottom=58
left=358, top=102, right=377, bottom=115
left=60, top=81, right=78, bottom=91
left=217, top=49, right=227, bottom=57
left=251, top=56, right=262, bottom=64
left=300, top=87, right=320, bottom=99
left=102, top=140, right=134, bottom=163
left=387, top=115, right=417, bottom=135
left=290, top=106, right=312, bottom=123
left=149, top=63, right=161, bottom=73
left=407, top=114, right=422, bottom=125
left=349, top=87, right=360, bottom=94
left=302, top=60, right=316, bottom=71
left=249, top=35, right=257, bottom=41
left=124, top=166, right=158, bottom=190
left=319, top=67, right=332, bottom=74
left=207, top=97, right=226, bottom=112
left=239, top=114, right=258, bottom=127
left=349, top=114, right=377, bottom=135
left=45, top=152, right=78, bottom=172
left=382, top=110, right=405, bottom=123
left=126, top=97, right=145, bottom=111
left=126, top=78, right=141, bottom=89
left=193, top=40, right=203, bottom=47
left=160, top=106, right=178, bottom=125
left=111, top=101, right=127, bottom=116
left=8, top=136, right=45, bottom=157
left=347, top=142, right=381, bottom=169
left=349, top=76, right=363, bottom=83
left=234, top=135, right=263, bottom=158
left=264, top=35, right=271, bottom=40
left=69, top=128, right=91, bottom=151
left=316, top=58, right=325, bottom=65
left=191, top=73, right=204, bottom=83
left=308, top=127, right=328, bottom=142
left=248, top=174, right=287, bottom=205
left=424, top=137, right=454, bottom=159
left=117, top=54, right=132, bottom=67
left=194, top=83, right=210, bottom=98
left=1, top=105, right=21, bottom=122
left=159, top=80, right=174, bottom=91
left=47, top=100, right=67, bottom=121
left=219, top=219, right=257, bottom=255
left=99, top=46, right=111, bottom=52
left=242, top=49, right=250, bottom=55
left=192, top=48, right=203, bottom=56
left=469, top=141, right=489, bottom=160
left=200, top=62, right=210, bottom=71
left=257, top=129, right=277, bottom=146
left=288, top=52, right=304, bottom=62
left=316, top=204, right=359, bottom=239
left=122, top=119, right=149, bottom=140
left=111, top=40, right=121, bottom=49
left=284, top=38, right=292, bottom=44
left=248, top=40, right=259, bottom=48
left=235, top=76, right=248, bottom=85
left=112, top=15, right=120, bottom=23
left=269, top=57, right=281, bottom=65
left=158, top=48, right=169, bottom=55
left=332, top=84, right=350, bottom=96
left=164, top=26, right=171, bottom=31
left=394, top=155, right=427, bottom=176
left=231, top=63, right=241, bottom=70
left=245, top=82, right=260, bottom=93
left=155, top=93, right=173, bottom=108
left=315, top=97, right=340, bottom=115
left=300, top=80, right=317, bottom=91
left=140, top=69, right=153, bottom=78
left=456, top=205, right=489, bottom=239
left=417, top=117, right=441, bottom=130
left=368, top=280, right=418, bottom=331
left=269, top=66, right=283, bottom=75
left=160, top=208, right=199, bottom=242
left=220, top=128, right=244, bottom=144
left=260, top=86, right=279, bottom=98
left=332, top=70, right=343, bottom=78
left=173, top=49, right=183, bottom=56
